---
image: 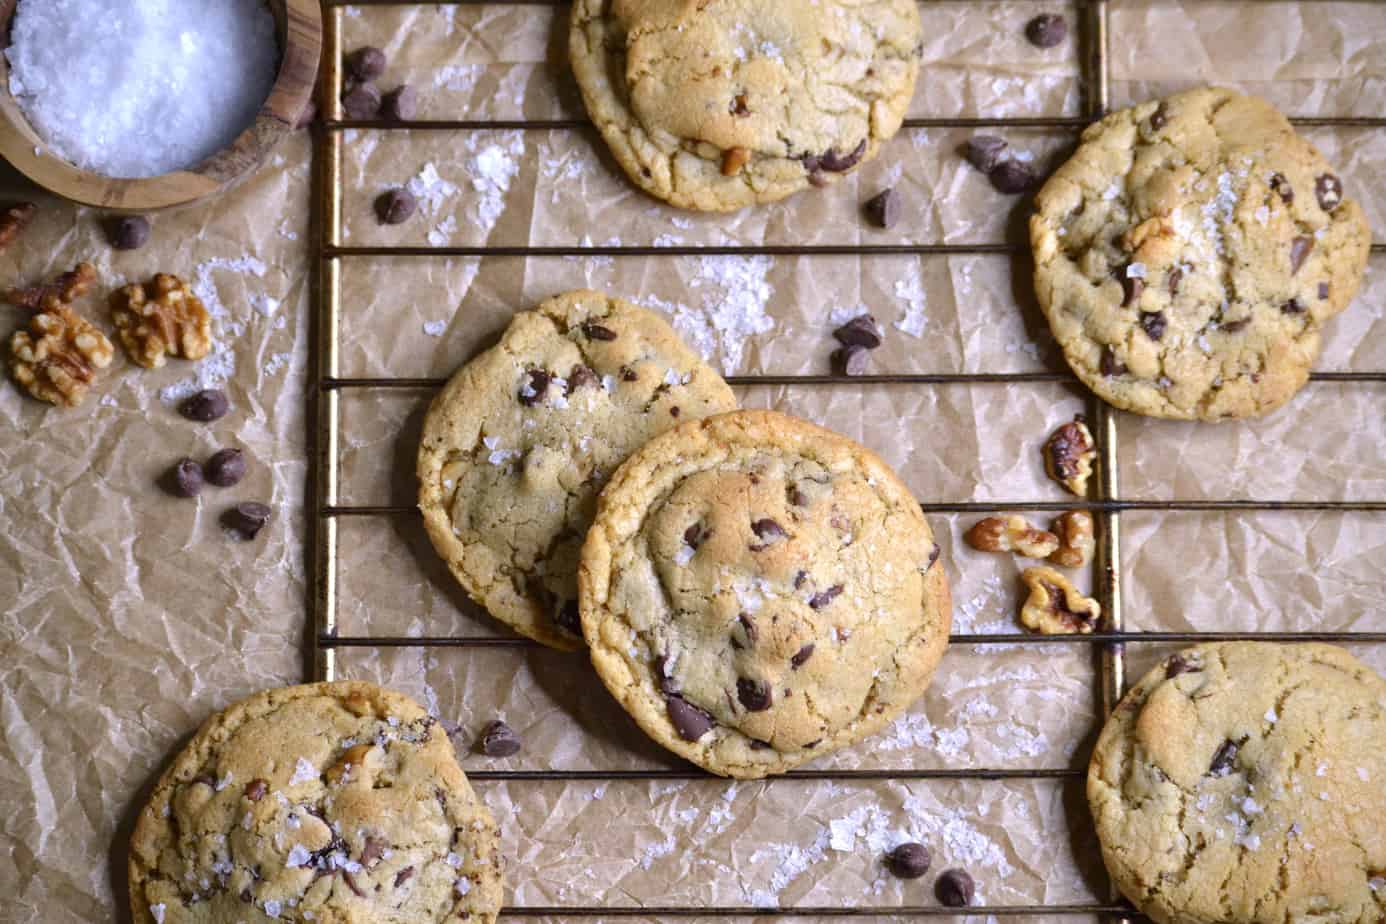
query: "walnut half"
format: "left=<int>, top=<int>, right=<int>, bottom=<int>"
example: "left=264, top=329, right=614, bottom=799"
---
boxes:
left=1043, top=414, right=1095, bottom=496
left=1048, top=511, right=1095, bottom=567
left=965, top=515, right=1059, bottom=559
left=110, top=273, right=212, bottom=368
left=1019, top=566, right=1100, bottom=635
left=8, top=305, right=115, bottom=407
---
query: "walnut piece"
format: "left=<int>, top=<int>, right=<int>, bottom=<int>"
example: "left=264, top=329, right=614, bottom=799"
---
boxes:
left=965, top=515, right=1059, bottom=559
left=1019, top=566, right=1100, bottom=635
left=1048, top=511, right=1095, bottom=567
left=8, top=305, right=114, bottom=406
left=1044, top=414, right=1095, bottom=496
left=109, top=273, right=212, bottom=368
left=0, top=202, right=37, bottom=254
left=5, top=261, right=97, bottom=312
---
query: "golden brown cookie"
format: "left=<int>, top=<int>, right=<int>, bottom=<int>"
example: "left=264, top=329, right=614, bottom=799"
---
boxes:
left=579, top=409, right=951, bottom=777
left=128, top=682, right=502, bottom=924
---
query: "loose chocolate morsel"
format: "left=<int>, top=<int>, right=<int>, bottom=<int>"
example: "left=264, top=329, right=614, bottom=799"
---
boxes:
left=863, top=188, right=900, bottom=229
left=167, top=458, right=204, bottom=498
left=833, top=345, right=870, bottom=377
left=223, top=502, right=272, bottom=540
left=346, top=46, right=387, bottom=83
left=180, top=389, right=230, bottom=422
left=989, top=159, right=1036, bottom=194
left=341, top=82, right=382, bottom=120
left=961, top=135, right=1008, bottom=173
left=666, top=694, right=715, bottom=741
left=1139, top=311, right=1166, bottom=341
left=1209, top=739, right=1240, bottom=776
left=477, top=719, right=522, bottom=757
left=935, top=868, right=976, bottom=906
left=205, top=448, right=247, bottom=487
left=833, top=315, right=883, bottom=349
left=1025, top=13, right=1067, bottom=48
left=736, top=677, right=773, bottom=712
left=106, top=215, right=151, bottom=251
left=381, top=85, right=417, bottom=121
left=375, top=188, right=417, bottom=225
left=885, top=842, right=931, bottom=879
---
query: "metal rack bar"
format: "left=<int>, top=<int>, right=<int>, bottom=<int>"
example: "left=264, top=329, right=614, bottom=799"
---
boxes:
left=321, top=500, right=1386, bottom=515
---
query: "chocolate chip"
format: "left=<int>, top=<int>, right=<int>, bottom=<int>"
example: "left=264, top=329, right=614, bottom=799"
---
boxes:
left=1317, top=282, right=1330, bottom=301
left=927, top=543, right=941, bottom=569
left=935, top=868, right=976, bottom=907
left=788, top=485, right=808, bottom=507
left=989, top=159, right=1035, bottom=195
left=1099, top=346, right=1126, bottom=377
left=863, top=189, right=900, bottom=229
left=394, top=866, right=415, bottom=888
left=751, top=518, right=786, bottom=544
left=736, top=677, right=773, bottom=712
left=1282, top=298, right=1306, bottom=315
left=833, top=315, right=883, bottom=349
left=793, top=570, right=808, bottom=589
left=105, top=215, right=150, bottom=251
left=381, top=85, right=417, bottom=121
left=223, top=502, right=272, bottom=540
left=738, top=612, right=759, bottom=646
left=347, top=46, right=387, bottom=82
left=1220, top=317, right=1250, bottom=333
left=240, top=887, right=254, bottom=903
left=1121, top=274, right=1145, bottom=308
left=1149, top=102, right=1169, bottom=131
left=1209, top=739, right=1239, bottom=776
left=180, top=389, right=229, bottom=422
left=1025, top=13, right=1067, bottom=48
left=359, top=836, right=387, bottom=868
left=567, top=364, right=599, bottom=393
left=1165, top=654, right=1199, bottom=678
left=1290, top=236, right=1313, bottom=275
left=342, top=870, right=367, bottom=897
left=621, top=366, right=638, bottom=382
left=1315, top=173, right=1342, bottom=212
left=375, top=187, right=416, bottom=225
left=477, top=720, right=522, bottom=757
left=665, top=694, right=715, bottom=741
left=1139, top=311, right=1166, bottom=341
left=819, top=140, right=867, bottom=173
left=1269, top=172, right=1294, bottom=205
left=341, top=82, right=382, bottom=120
left=809, top=584, right=843, bottom=609
left=833, top=345, right=870, bottom=377
left=554, top=599, right=581, bottom=635
left=518, top=368, right=551, bottom=405
left=654, top=655, right=681, bottom=694
left=731, top=94, right=750, bottom=117
left=244, top=778, right=268, bottom=801
left=1167, top=266, right=1184, bottom=296
left=790, top=644, right=815, bottom=669
left=684, top=522, right=709, bottom=549
left=885, top=842, right=931, bottom=879
left=166, top=458, right=204, bottom=497
left=961, top=135, right=1008, bottom=173
left=205, top=448, right=246, bottom=487
left=582, top=322, right=617, bottom=341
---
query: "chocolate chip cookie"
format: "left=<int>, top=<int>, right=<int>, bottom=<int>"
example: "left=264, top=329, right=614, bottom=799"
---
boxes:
left=418, top=290, right=737, bottom=650
left=129, top=682, right=502, bottom=924
left=579, top=410, right=951, bottom=777
left=1031, top=87, right=1370, bottom=420
left=1089, top=643, right=1386, bottom=924
left=569, top=0, right=922, bottom=211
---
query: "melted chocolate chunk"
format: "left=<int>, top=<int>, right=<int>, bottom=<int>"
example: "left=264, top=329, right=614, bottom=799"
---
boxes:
left=1282, top=298, right=1306, bottom=315
left=666, top=694, right=715, bottom=741
left=1290, top=236, right=1313, bottom=275
left=736, top=677, right=773, bottom=712
left=1315, top=173, right=1343, bottom=212
left=684, top=522, right=709, bottom=548
left=518, top=368, right=551, bottom=405
left=793, top=570, right=808, bottom=589
left=554, top=600, right=581, bottom=635
left=1209, top=739, right=1240, bottom=776
left=927, top=543, right=941, bottom=570
left=567, top=364, right=599, bottom=393
left=653, top=655, right=681, bottom=695
left=790, top=644, right=815, bottom=669
left=1139, top=311, right=1166, bottom=341
left=738, top=612, right=759, bottom=645
left=1165, top=654, right=1199, bottom=678
left=818, top=139, right=867, bottom=173
left=809, top=584, right=844, bottom=609
left=1220, top=317, right=1250, bottom=333
left=1167, top=266, right=1184, bottom=296
left=581, top=322, right=617, bottom=341
left=394, top=866, right=415, bottom=888
left=244, top=779, right=268, bottom=801
left=1149, top=102, right=1169, bottom=131
left=359, top=836, right=387, bottom=868
left=1121, top=273, right=1145, bottom=308
left=1268, top=172, right=1294, bottom=205
left=1318, top=282, right=1331, bottom=301
left=750, top=518, right=787, bottom=546
left=621, top=366, right=639, bottom=382
left=731, top=94, right=750, bottom=117
left=1100, top=346, right=1127, bottom=377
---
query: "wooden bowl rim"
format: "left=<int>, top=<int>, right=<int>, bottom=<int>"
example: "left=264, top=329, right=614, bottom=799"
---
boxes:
left=0, top=0, right=321, bottom=212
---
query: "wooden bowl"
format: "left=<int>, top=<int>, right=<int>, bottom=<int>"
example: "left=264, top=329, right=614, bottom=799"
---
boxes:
left=0, top=0, right=321, bottom=211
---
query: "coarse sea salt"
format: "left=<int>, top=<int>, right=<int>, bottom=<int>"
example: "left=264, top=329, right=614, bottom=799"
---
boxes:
left=7, top=0, right=278, bottom=178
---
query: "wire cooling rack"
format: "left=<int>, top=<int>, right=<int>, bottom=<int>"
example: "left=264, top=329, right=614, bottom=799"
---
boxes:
left=308, top=1, right=1386, bottom=919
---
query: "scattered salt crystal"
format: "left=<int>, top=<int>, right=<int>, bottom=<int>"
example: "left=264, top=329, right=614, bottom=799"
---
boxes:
left=657, top=254, right=775, bottom=373
left=436, top=64, right=483, bottom=93
left=407, top=163, right=460, bottom=216
left=423, top=320, right=447, bottom=337
left=7, top=0, right=278, bottom=178
left=1241, top=797, right=1262, bottom=815
left=1371, top=876, right=1386, bottom=893
left=829, top=304, right=870, bottom=327
left=1236, top=832, right=1262, bottom=851
left=454, top=876, right=472, bottom=896
left=250, top=294, right=280, bottom=317
left=1316, top=761, right=1329, bottom=777
left=892, top=261, right=928, bottom=337
left=653, top=233, right=684, bottom=248
left=428, top=215, right=459, bottom=247
left=670, top=215, right=693, bottom=230
left=446, top=852, right=464, bottom=868
left=466, top=134, right=524, bottom=234
left=1102, top=183, right=1121, bottom=200
left=99, top=393, right=118, bottom=408
left=286, top=844, right=311, bottom=868
left=289, top=758, right=316, bottom=786
left=264, top=899, right=282, bottom=918
left=242, top=811, right=253, bottom=830
left=674, top=545, right=695, bottom=566
left=214, top=771, right=233, bottom=791
left=1358, top=767, right=1370, bottom=781
left=149, top=904, right=165, bottom=924
left=1254, top=205, right=1270, bottom=226
left=1264, top=707, right=1278, bottom=723
left=1126, top=262, right=1147, bottom=279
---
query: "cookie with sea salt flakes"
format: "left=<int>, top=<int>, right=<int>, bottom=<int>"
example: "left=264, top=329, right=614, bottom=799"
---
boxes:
left=128, top=682, right=502, bottom=924
left=1089, top=643, right=1386, bottom=924
left=418, top=289, right=737, bottom=650
left=578, top=410, right=951, bottom=778
left=1031, top=87, right=1370, bottom=420
left=568, top=0, right=922, bottom=211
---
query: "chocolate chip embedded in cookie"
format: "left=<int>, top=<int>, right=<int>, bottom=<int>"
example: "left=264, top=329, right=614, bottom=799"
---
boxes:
left=1030, top=87, right=1371, bottom=420
left=568, top=0, right=922, bottom=211
left=128, top=681, right=503, bottom=924
left=1089, top=642, right=1386, bottom=924
left=417, top=289, right=736, bottom=651
left=579, top=410, right=951, bottom=778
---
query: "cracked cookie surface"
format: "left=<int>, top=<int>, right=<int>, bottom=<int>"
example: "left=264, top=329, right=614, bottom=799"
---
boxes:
left=1031, top=87, right=1370, bottom=420
left=579, top=409, right=950, bottom=777
left=129, top=682, right=502, bottom=924
left=418, top=289, right=736, bottom=650
left=1089, top=642, right=1386, bottom=924
left=569, top=0, right=921, bottom=211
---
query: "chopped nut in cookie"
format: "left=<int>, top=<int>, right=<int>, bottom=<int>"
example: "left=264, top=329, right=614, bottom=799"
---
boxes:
left=1043, top=414, right=1095, bottom=496
left=8, top=304, right=114, bottom=407
left=1019, top=566, right=1100, bottom=634
left=1047, top=511, right=1095, bottom=567
left=965, top=515, right=1059, bottom=559
left=109, top=273, right=213, bottom=368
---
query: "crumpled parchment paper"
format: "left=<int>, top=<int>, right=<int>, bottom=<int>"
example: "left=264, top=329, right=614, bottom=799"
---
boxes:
left=3, top=1, right=1383, bottom=921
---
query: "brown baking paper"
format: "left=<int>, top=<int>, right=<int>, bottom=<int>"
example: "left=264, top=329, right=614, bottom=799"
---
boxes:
left=3, top=1, right=1384, bottom=921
